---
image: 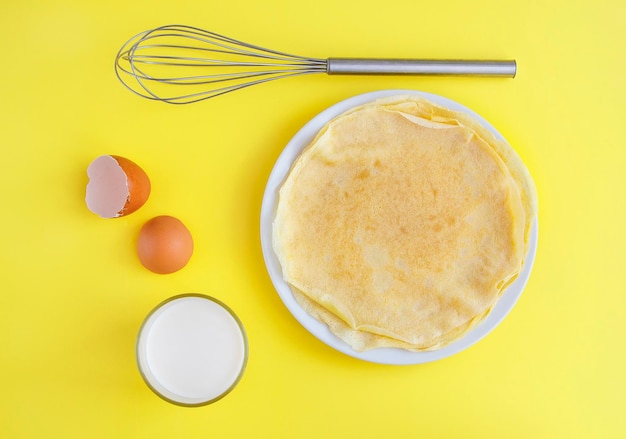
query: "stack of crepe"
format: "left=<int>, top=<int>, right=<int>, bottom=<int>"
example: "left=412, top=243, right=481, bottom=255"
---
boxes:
left=273, top=95, right=537, bottom=352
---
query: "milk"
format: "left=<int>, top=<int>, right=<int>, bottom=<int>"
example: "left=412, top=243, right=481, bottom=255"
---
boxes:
left=137, top=295, right=247, bottom=406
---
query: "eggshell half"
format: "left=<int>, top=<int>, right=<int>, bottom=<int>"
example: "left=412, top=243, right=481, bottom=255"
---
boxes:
left=86, top=155, right=151, bottom=218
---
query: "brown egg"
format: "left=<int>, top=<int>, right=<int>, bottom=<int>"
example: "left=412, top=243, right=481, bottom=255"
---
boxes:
left=86, top=155, right=151, bottom=218
left=137, top=216, right=194, bottom=274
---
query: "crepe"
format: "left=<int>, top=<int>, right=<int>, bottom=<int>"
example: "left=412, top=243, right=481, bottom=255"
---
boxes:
left=273, top=95, right=537, bottom=351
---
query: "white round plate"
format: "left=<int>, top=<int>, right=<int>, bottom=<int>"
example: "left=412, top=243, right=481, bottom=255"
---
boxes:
left=260, top=90, right=538, bottom=365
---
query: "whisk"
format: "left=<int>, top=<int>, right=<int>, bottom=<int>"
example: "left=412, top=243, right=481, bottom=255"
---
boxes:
left=115, top=24, right=516, bottom=104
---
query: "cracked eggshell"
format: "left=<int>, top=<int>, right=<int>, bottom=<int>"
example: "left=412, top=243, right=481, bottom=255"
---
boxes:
left=86, top=155, right=151, bottom=218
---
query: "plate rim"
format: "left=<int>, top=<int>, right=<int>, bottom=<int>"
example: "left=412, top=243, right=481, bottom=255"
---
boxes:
left=260, top=89, right=538, bottom=365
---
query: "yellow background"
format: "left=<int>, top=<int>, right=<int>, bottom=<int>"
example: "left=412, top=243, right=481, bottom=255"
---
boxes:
left=1, top=0, right=624, bottom=437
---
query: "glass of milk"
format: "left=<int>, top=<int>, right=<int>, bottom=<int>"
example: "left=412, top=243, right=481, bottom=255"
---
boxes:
left=136, top=294, right=248, bottom=406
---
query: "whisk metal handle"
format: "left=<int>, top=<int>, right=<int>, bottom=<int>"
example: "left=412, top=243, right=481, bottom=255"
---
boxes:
left=327, top=58, right=516, bottom=77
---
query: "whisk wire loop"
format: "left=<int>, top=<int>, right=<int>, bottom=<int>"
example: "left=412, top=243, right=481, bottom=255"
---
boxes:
left=115, top=24, right=328, bottom=103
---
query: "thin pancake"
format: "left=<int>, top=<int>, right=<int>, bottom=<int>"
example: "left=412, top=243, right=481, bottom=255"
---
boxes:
left=273, top=95, right=536, bottom=351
